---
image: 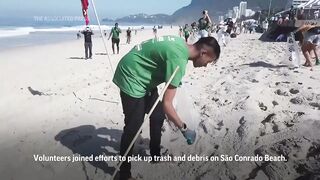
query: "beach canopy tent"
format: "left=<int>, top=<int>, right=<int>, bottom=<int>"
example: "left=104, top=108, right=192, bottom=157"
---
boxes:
left=297, top=0, right=320, bottom=8
left=276, top=0, right=320, bottom=16
left=244, top=19, right=257, bottom=23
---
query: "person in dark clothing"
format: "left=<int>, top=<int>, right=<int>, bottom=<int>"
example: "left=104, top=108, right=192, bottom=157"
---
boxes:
left=77, top=31, right=81, bottom=39
left=153, top=26, right=158, bottom=38
left=226, top=19, right=234, bottom=34
left=289, top=6, right=296, bottom=20
left=81, top=26, right=94, bottom=59
left=126, top=27, right=132, bottom=44
left=297, top=8, right=305, bottom=20
left=183, top=24, right=190, bottom=42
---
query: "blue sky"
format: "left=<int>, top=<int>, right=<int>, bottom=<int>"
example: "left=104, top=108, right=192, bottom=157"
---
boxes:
left=1, top=0, right=192, bottom=19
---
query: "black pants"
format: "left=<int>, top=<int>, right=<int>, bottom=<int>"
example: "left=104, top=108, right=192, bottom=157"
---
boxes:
left=84, top=42, right=92, bottom=59
left=112, top=38, right=120, bottom=54
left=126, top=36, right=131, bottom=44
left=119, top=88, right=165, bottom=180
left=184, top=35, right=189, bottom=42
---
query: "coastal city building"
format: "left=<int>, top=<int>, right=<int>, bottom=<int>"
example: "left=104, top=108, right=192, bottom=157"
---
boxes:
left=239, top=1, right=247, bottom=17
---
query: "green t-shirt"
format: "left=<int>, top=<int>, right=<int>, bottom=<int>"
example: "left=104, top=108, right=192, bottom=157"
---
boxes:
left=183, top=27, right=190, bottom=36
left=111, top=27, right=121, bottom=39
left=113, top=36, right=189, bottom=98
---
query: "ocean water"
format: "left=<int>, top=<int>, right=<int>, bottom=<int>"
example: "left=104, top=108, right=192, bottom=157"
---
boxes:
left=0, top=17, right=155, bottom=51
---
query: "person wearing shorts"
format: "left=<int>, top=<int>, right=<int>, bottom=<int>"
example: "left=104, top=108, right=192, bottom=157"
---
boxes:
left=297, top=25, right=320, bottom=67
left=198, top=10, right=212, bottom=38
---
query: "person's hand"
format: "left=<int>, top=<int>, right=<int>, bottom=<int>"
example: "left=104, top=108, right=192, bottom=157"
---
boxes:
left=181, top=129, right=196, bottom=145
left=180, top=123, right=196, bottom=145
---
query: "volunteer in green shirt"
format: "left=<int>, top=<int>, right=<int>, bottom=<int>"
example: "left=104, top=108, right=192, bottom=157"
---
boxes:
left=113, top=35, right=220, bottom=180
left=198, top=10, right=212, bottom=38
left=108, top=22, right=122, bottom=54
left=183, top=24, right=190, bottom=42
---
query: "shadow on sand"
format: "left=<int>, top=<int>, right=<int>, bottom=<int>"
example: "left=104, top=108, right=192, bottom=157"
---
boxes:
left=95, top=53, right=107, bottom=55
left=242, top=61, right=287, bottom=69
left=55, top=125, right=149, bottom=176
left=68, top=57, right=86, bottom=60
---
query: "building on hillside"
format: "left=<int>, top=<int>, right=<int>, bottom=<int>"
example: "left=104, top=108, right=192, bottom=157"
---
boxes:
left=239, top=1, right=247, bottom=17
left=233, top=6, right=240, bottom=19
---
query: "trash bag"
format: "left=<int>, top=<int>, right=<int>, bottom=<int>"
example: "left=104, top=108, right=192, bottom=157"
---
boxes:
left=172, top=86, right=200, bottom=132
left=188, top=33, right=199, bottom=45
left=287, top=32, right=301, bottom=68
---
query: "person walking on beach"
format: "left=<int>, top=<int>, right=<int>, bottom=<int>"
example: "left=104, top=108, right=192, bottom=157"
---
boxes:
left=183, top=24, right=190, bottom=42
left=81, top=26, right=94, bottom=59
left=108, top=23, right=122, bottom=54
left=153, top=26, right=158, bottom=38
left=77, top=31, right=81, bottom=39
left=190, top=22, right=198, bottom=39
left=179, top=26, right=183, bottom=37
left=289, top=6, right=296, bottom=20
left=297, top=8, right=305, bottom=20
left=198, top=10, right=212, bottom=38
left=262, top=19, right=269, bottom=33
left=296, top=25, right=320, bottom=67
left=126, top=27, right=132, bottom=44
left=314, top=10, right=319, bottom=19
left=226, top=18, right=234, bottom=35
left=113, top=35, right=221, bottom=180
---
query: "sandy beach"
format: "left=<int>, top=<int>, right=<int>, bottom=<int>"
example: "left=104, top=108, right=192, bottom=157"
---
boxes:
left=0, top=27, right=320, bottom=180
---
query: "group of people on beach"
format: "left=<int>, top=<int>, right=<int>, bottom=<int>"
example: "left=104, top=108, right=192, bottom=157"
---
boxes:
left=78, top=8, right=233, bottom=61
left=179, top=10, right=213, bottom=43
left=179, top=10, right=261, bottom=47
left=78, top=23, right=141, bottom=59
left=76, top=14, right=250, bottom=179
left=75, top=7, right=320, bottom=179
left=271, top=5, right=320, bottom=27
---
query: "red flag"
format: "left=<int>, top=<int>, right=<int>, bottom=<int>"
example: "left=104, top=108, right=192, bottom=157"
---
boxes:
left=81, top=0, right=89, bottom=25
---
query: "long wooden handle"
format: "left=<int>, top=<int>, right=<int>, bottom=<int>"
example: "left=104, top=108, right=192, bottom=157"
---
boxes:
left=110, top=66, right=180, bottom=180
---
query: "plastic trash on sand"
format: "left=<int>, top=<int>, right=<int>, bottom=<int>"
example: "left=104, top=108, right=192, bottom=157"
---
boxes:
left=171, top=86, right=200, bottom=132
left=287, top=32, right=301, bottom=68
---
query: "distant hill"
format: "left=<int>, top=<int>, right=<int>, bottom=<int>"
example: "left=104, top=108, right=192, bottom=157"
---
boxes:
left=103, top=0, right=289, bottom=24
left=112, top=13, right=170, bottom=24
left=171, top=0, right=289, bottom=24
left=102, top=18, right=114, bottom=23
